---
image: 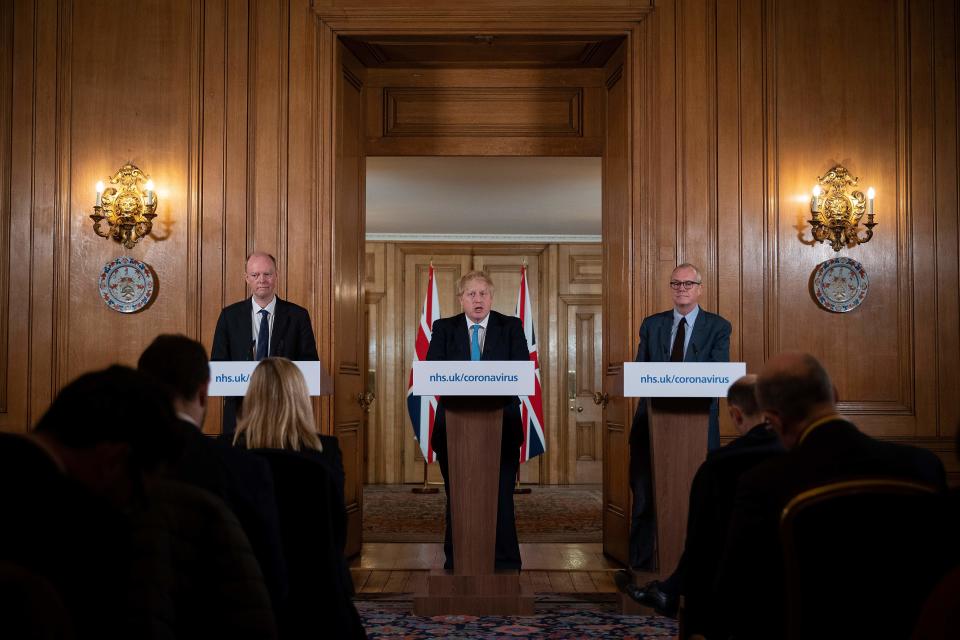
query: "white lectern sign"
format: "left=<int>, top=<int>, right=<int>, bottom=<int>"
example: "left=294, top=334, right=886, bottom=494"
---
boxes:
left=412, top=361, right=535, bottom=396
left=208, top=361, right=333, bottom=397
left=623, top=362, right=747, bottom=398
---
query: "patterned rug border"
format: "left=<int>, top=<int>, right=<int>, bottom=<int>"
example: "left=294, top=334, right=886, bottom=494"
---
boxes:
left=355, top=596, right=679, bottom=639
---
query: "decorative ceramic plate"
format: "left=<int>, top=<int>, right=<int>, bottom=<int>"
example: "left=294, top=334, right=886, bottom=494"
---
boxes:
left=98, top=257, right=156, bottom=313
left=813, top=257, right=868, bottom=313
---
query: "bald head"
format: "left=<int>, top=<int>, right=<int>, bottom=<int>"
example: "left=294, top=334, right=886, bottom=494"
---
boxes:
left=245, top=251, right=278, bottom=306
left=756, top=352, right=835, bottom=447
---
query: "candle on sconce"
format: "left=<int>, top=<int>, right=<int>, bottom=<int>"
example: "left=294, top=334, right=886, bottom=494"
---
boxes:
left=810, top=185, right=822, bottom=213
left=95, top=181, right=104, bottom=207
left=145, top=180, right=155, bottom=206
left=866, top=187, right=875, bottom=217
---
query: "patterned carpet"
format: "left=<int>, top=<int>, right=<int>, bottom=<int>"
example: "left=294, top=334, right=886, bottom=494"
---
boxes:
left=363, top=484, right=602, bottom=543
left=356, top=595, right=678, bottom=639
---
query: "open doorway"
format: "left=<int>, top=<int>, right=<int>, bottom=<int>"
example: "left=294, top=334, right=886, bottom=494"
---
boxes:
left=325, top=25, right=640, bottom=568
left=362, top=156, right=604, bottom=546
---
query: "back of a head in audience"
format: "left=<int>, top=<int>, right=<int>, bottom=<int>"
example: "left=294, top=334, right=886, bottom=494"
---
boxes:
left=235, top=357, right=321, bottom=452
left=726, top=374, right=765, bottom=435
left=138, top=334, right=210, bottom=428
left=756, top=351, right=836, bottom=449
left=32, top=365, right=181, bottom=506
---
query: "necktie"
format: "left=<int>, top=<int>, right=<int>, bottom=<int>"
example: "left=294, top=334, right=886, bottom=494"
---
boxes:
left=471, top=324, right=482, bottom=361
left=670, top=317, right=687, bottom=362
left=256, top=309, right=270, bottom=360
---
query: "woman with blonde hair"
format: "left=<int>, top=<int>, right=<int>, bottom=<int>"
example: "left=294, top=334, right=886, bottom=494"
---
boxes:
left=233, top=357, right=364, bottom=639
left=234, top=357, right=322, bottom=452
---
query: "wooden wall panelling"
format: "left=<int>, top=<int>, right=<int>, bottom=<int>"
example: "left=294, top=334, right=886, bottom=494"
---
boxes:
left=715, top=0, right=767, bottom=377
left=675, top=0, right=717, bottom=312
left=0, top=0, right=13, bottom=421
left=332, top=41, right=367, bottom=556
left=558, top=244, right=602, bottom=484
left=312, top=0, right=654, bottom=25
left=772, top=0, right=911, bottom=434
left=30, top=0, right=59, bottom=420
left=285, top=0, right=318, bottom=316
left=3, top=0, right=40, bottom=430
left=541, top=243, right=562, bottom=485
left=63, top=0, right=195, bottom=388
left=931, top=0, right=959, bottom=446
left=601, top=37, right=633, bottom=565
left=364, top=241, right=387, bottom=483
left=365, top=68, right=604, bottom=156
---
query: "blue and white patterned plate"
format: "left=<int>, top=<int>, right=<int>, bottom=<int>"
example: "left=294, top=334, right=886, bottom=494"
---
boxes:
left=98, top=257, right=156, bottom=313
left=813, top=257, right=868, bottom=313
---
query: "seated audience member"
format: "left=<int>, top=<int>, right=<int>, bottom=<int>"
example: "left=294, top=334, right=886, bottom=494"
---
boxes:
left=0, top=366, right=183, bottom=640
left=617, top=374, right=784, bottom=634
left=137, top=334, right=288, bottom=605
left=715, top=352, right=947, bottom=639
left=234, top=357, right=364, bottom=640
left=127, top=477, right=278, bottom=640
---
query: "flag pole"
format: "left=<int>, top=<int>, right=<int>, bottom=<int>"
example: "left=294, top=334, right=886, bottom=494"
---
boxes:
left=411, top=459, right=439, bottom=494
left=514, top=468, right=532, bottom=494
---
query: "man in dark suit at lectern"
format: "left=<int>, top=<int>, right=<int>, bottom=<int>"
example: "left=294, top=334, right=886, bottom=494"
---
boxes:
left=627, top=263, right=732, bottom=570
left=211, top=251, right=319, bottom=436
left=426, top=269, right=530, bottom=571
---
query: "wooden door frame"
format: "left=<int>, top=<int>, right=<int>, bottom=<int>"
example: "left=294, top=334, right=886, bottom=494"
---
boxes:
left=302, top=2, right=656, bottom=564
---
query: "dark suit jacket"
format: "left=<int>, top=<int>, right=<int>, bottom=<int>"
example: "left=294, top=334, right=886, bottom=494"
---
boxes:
left=211, top=296, right=319, bottom=433
left=630, top=307, right=732, bottom=445
left=680, top=424, right=785, bottom=636
left=426, top=310, right=530, bottom=461
left=169, top=418, right=287, bottom=605
left=250, top=448, right=365, bottom=640
left=211, top=296, right=319, bottom=362
left=715, top=419, right=947, bottom=639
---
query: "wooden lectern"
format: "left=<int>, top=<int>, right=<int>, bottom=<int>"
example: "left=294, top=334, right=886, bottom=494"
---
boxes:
left=620, top=397, right=711, bottom=614
left=413, top=400, right=535, bottom=616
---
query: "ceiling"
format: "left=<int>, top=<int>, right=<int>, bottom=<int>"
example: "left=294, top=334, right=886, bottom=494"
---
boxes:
left=365, top=157, right=601, bottom=237
left=340, top=34, right=623, bottom=69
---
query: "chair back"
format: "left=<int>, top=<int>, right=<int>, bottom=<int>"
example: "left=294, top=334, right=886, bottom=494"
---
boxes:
left=780, top=479, right=949, bottom=640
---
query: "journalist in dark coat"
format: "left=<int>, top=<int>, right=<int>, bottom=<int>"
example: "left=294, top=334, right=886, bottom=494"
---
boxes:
left=138, top=334, right=288, bottom=606
left=715, top=352, right=947, bottom=640
left=211, top=252, right=319, bottom=435
left=234, top=357, right=365, bottom=640
left=620, top=375, right=785, bottom=633
left=426, top=270, right=530, bottom=571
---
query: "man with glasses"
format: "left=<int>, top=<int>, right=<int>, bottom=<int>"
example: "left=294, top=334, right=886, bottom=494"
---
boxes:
left=621, top=263, right=731, bottom=576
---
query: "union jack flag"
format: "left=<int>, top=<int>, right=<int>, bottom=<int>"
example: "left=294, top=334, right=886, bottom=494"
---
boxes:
left=406, top=264, right=441, bottom=463
left=515, top=265, right=546, bottom=462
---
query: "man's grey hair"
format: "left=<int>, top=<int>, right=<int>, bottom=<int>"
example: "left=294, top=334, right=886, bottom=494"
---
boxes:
left=672, top=263, right=702, bottom=283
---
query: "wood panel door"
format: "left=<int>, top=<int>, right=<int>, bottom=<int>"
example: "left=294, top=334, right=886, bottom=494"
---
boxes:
left=563, top=299, right=603, bottom=484
left=601, top=40, right=634, bottom=565
left=333, top=42, right=367, bottom=557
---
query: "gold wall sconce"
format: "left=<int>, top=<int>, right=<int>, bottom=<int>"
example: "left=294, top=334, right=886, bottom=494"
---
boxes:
left=808, top=165, right=876, bottom=252
left=90, top=163, right=158, bottom=249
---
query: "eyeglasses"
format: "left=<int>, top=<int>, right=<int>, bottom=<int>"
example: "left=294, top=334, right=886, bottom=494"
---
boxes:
left=670, top=280, right=701, bottom=290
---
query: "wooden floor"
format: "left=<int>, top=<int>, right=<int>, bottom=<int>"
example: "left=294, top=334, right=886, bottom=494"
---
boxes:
left=350, top=542, right=644, bottom=595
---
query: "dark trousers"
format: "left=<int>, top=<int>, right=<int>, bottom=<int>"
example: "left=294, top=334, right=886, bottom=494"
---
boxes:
left=437, top=450, right=522, bottom=571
